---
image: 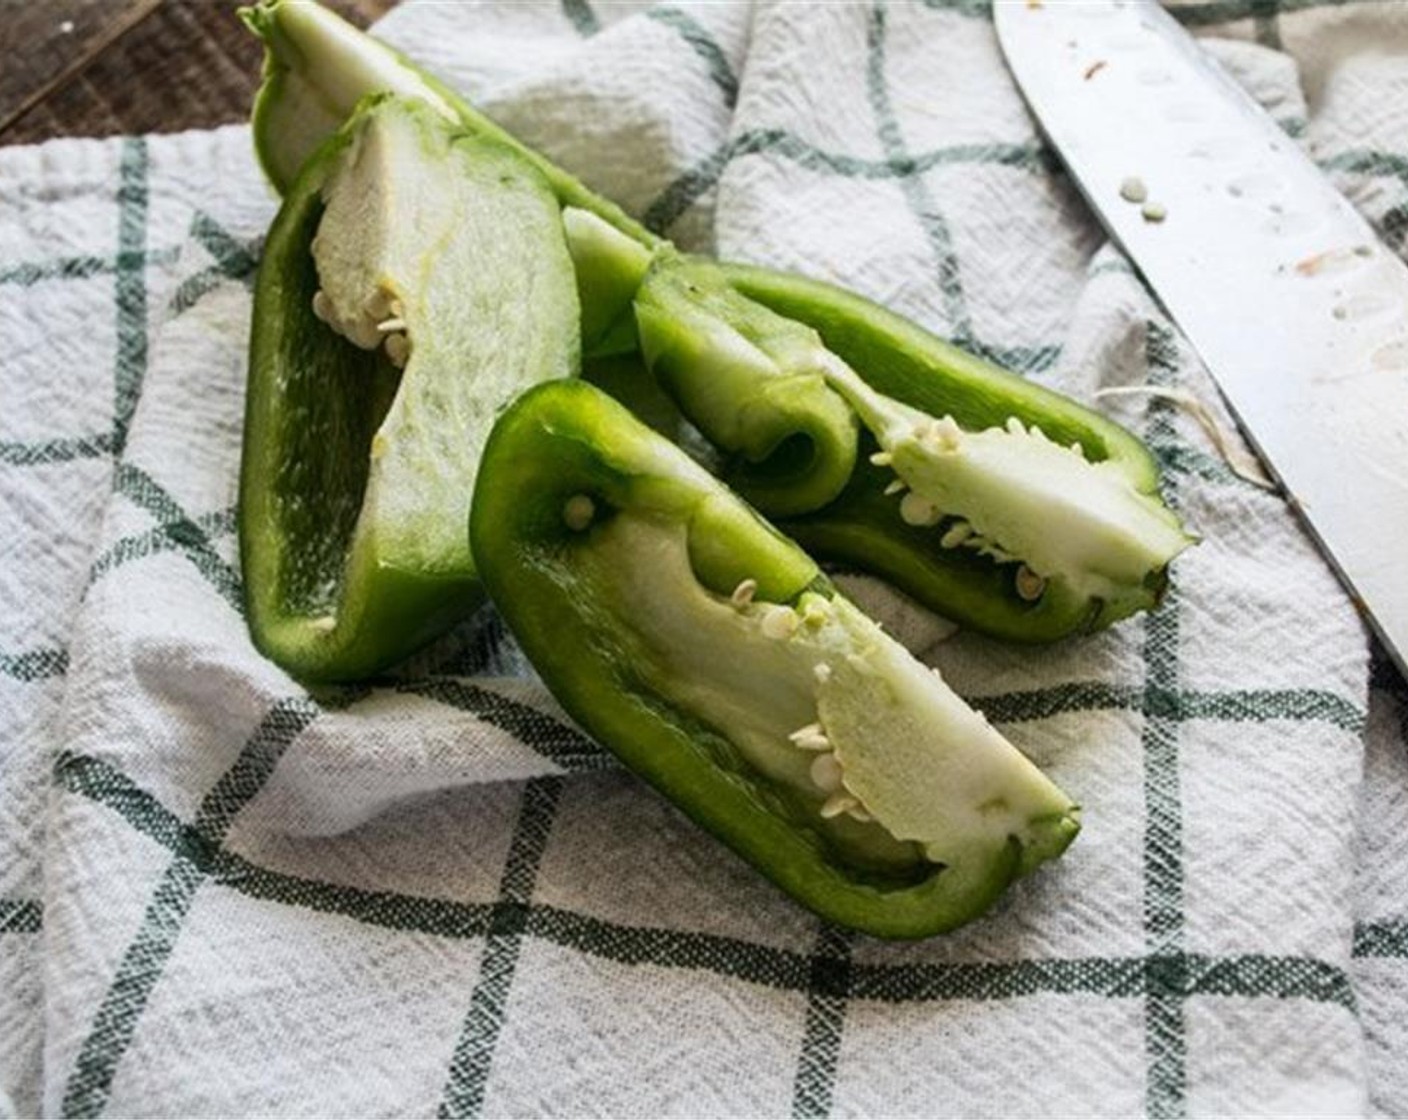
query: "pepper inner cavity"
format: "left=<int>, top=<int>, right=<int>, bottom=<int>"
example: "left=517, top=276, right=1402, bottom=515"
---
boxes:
left=299, top=99, right=580, bottom=577
left=580, top=512, right=912, bottom=871
left=578, top=509, right=1078, bottom=876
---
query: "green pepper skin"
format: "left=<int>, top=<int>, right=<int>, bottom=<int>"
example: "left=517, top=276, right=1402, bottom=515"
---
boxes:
left=724, top=264, right=1176, bottom=639
left=636, top=256, right=860, bottom=517
left=241, top=97, right=579, bottom=682
left=471, top=380, right=1079, bottom=939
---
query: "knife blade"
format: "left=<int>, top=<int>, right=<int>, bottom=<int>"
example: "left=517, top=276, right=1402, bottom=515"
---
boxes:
left=995, top=0, right=1408, bottom=678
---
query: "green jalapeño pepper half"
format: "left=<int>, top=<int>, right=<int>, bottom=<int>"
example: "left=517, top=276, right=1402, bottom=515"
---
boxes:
left=241, top=94, right=579, bottom=681
left=471, top=380, right=1080, bottom=938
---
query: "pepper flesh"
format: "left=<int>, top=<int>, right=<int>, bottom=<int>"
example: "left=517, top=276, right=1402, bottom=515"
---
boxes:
left=240, top=95, right=579, bottom=681
left=471, top=380, right=1080, bottom=938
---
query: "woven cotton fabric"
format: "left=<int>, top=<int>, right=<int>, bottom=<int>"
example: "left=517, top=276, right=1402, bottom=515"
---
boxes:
left=2, top=0, right=1406, bottom=1115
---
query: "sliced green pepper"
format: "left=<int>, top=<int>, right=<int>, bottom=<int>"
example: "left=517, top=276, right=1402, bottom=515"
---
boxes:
left=470, top=379, right=1080, bottom=938
left=241, top=95, right=579, bottom=681
left=239, top=0, right=1194, bottom=648
left=640, top=258, right=1194, bottom=640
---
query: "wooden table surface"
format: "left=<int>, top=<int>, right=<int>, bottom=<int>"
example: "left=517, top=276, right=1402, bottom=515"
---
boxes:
left=0, top=0, right=397, bottom=148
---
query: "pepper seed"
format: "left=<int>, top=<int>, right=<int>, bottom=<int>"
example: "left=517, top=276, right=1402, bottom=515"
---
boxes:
left=384, top=332, right=410, bottom=368
left=820, top=793, right=860, bottom=819
left=809, top=753, right=844, bottom=793
left=899, top=492, right=943, bottom=527
left=1015, top=564, right=1046, bottom=601
left=562, top=494, right=595, bottom=531
left=730, top=578, right=758, bottom=608
left=760, top=604, right=799, bottom=640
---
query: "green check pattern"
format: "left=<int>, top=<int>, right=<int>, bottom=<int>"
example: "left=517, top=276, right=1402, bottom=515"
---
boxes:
left=2, top=0, right=1406, bottom=1115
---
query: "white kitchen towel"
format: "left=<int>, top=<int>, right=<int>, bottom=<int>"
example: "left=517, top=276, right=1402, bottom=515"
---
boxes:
left=1, top=0, right=1404, bottom=1115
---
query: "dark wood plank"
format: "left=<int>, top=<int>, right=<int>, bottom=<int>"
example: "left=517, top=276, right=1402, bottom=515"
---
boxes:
left=0, top=0, right=398, bottom=148
left=0, top=0, right=160, bottom=133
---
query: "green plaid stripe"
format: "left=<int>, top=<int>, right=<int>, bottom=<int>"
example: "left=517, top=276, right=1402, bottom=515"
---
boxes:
left=0, top=248, right=176, bottom=288
left=976, top=681, right=1362, bottom=732
left=791, top=926, right=854, bottom=1118
left=643, top=129, right=1048, bottom=234
left=969, top=339, right=1062, bottom=376
left=1359, top=653, right=1408, bottom=964
left=1321, top=150, right=1408, bottom=184
left=56, top=750, right=1358, bottom=1014
left=112, top=139, right=149, bottom=457
left=646, top=8, right=740, bottom=110
left=561, top=0, right=599, bottom=38
left=438, top=777, right=565, bottom=1119
left=1, top=432, right=116, bottom=467
left=168, top=213, right=260, bottom=317
left=58, top=698, right=318, bottom=1119
left=88, top=507, right=236, bottom=590
left=1149, top=440, right=1269, bottom=492
left=111, top=463, right=243, bottom=614
left=852, top=953, right=1352, bottom=1006
left=0, top=899, right=43, bottom=934
left=1174, top=0, right=1371, bottom=27
left=56, top=752, right=496, bottom=939
left=1186, top=954, right=1353, bottom=1003
left=868, top=1, right=970, bottom=343
left=57, top=754, right=197, bottom=858
left=1354, top=921, right=1408, bottom=959
left=189, top=212, right=259, bottom=277
left=61, top=860, right=207, bottom=1117
left=521, top=905, right=809, bottom=988
left=400, top=679, right=613, bottom=772
left=0, top=647, right=69, bottom=682
left=915, top=0, right=993, bottom=17
left=1319, top=149, right=1408, bottom=253
left=1140, top=322, right=1189, bottom=1119
left=3, top=140, right=155, bottom=475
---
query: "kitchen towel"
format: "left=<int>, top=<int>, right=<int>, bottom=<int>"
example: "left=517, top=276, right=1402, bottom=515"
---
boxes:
left=2, top=0, right=1405, bottom=1115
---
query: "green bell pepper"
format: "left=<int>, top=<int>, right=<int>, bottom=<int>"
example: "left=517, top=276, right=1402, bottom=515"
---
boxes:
left=471, top=379, right=1080, bottom=938
left=239, top=0, right=1193, bottom=649
left=241, top=94, right=579, bottom=681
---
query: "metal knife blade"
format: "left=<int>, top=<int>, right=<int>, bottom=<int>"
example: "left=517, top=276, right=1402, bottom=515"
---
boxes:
left=995, top=0, right=1408, bottom=677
